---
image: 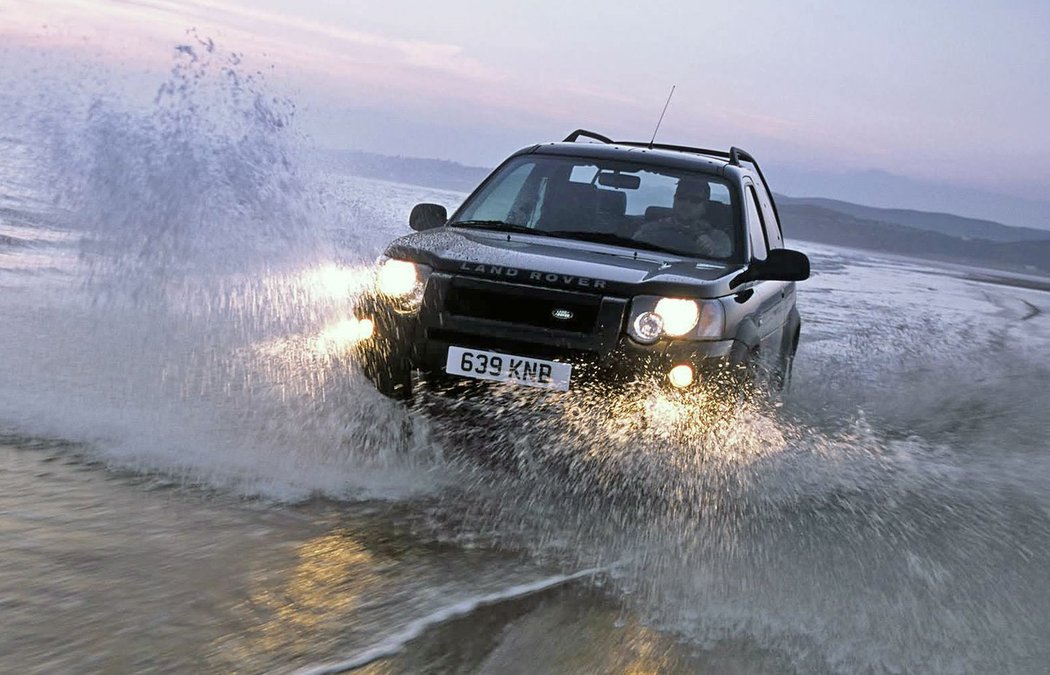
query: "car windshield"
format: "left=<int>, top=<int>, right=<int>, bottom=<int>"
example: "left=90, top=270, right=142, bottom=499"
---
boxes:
left=450, top=154, right=742, bottom=261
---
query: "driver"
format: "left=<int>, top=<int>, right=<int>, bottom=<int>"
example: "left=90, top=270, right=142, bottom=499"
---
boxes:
left=633, top=176, right=733, bottom=258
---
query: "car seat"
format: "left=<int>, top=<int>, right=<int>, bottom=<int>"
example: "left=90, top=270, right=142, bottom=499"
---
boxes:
left=537, top=181, right=598, bottom=231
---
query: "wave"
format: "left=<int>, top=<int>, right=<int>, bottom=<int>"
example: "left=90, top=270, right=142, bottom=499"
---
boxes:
left=292, top=567, right=606, bottom=675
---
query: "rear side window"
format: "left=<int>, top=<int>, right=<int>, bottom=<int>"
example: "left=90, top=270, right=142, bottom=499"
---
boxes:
left=745, top=185, right=769, bottom=261
left=755, top=182, right=783, bottom=248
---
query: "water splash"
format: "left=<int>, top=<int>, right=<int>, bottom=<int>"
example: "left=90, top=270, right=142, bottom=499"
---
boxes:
left=1, top=37, right=444, bottom=500
left=419, top=301, right=1050, bottom=673
left=42, top=35, right=322, bottom=284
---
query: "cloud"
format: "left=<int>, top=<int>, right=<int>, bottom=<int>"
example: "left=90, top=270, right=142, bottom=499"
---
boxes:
left=1, top=0, right=618, bottom=132
left=117, top=0, right=501, bottom=82
left=1, top=0, right=520, bottom=112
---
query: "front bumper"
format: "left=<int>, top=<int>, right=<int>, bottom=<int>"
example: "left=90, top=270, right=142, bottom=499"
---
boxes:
left=415, top=330, right=735, bottom=385
left=357, top=272, right=736, bottom=391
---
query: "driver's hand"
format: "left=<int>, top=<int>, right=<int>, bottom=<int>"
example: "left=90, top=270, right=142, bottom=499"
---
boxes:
left=697, top=231, right=731, bottom=257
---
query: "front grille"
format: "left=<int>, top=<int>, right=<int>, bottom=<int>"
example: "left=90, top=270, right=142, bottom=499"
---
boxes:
left=425, top=328, right=601, bottom=360
left=445, top=280, right=600, bottom=333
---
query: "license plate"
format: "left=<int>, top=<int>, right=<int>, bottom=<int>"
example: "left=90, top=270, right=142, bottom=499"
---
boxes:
left=445, top=346, right=571, bottom=391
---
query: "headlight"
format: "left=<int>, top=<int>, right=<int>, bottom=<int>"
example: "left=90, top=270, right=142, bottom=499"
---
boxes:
left=376, top=258, right=430, bottom=310
left=378, top=259, right=418, bottom=296
left=627, top=296, right=723, bottom=342
left=654, top=298, right=699, bottom=336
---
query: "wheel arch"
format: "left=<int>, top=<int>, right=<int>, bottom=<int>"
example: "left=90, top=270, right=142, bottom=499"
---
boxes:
left=728, top=317, right=761, bottom=366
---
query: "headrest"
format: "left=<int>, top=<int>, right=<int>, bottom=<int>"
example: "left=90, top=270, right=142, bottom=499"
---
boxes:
left=644, top=205, right=673, bottom=220
left=596, top=188, right=626, bottom=216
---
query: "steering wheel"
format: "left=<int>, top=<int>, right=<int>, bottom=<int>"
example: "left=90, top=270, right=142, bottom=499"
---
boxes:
left=634, top=219, right=698, bottom=243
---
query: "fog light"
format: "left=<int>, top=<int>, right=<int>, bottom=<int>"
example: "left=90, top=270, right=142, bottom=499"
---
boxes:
left=668, top=364, right=694, bottom=388
left=321, top=317, right=374, bottom=348
left=356, top=317, right=375, bottom=340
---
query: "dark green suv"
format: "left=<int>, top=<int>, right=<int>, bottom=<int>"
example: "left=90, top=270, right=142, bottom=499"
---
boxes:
left=353, top=130, right=810, bottom=401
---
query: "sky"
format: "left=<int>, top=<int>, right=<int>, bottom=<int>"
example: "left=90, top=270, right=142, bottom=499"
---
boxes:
left=2, top=0, right=1049, bottom=226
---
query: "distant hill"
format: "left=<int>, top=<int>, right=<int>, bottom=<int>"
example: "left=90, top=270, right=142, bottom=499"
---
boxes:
left=779, top=202, right=1050, bottom=274
left=312, top=149, right=489, bottom=193
left=765, top=166, right=1050, bottom=232
left=776, top=195, right=1048, bottom=243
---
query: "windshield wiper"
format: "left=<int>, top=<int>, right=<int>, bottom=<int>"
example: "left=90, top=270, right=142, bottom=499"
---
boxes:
left=449, top=220, right=548, bottom=236
left=544, top=230, right=682, bottom=255
left=450, top=222, right=683, bottom=255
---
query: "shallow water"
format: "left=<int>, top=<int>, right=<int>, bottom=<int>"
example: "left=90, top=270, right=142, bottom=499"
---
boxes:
left=3, top=42, right=1050, bottom=674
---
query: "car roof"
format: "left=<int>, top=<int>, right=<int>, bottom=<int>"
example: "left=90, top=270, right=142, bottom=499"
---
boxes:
left=519, top=141, right=736, bottom=177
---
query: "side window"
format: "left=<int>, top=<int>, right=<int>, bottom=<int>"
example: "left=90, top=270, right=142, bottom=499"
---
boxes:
left=744, top=185, right=769, bottom=261
left=755, top=181, right=783, bottom=248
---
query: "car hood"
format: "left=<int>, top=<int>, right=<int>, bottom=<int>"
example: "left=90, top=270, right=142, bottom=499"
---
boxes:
left=384, top=227, right=743, bottom=298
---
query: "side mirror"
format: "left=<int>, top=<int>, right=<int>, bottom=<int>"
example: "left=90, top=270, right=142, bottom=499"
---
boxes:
left=409, top=203, right=447, bottom=231
left=729, top=248, right=810, bottom=289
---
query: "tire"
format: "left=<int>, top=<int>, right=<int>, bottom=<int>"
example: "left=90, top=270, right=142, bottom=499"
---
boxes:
left=775, top=346, right=796, bottom=395
left=721, top=343, right=760, bottom=401
left=773, top=329, right=800, bottom=395
left=734, top=345, right=791, bottom=401
left=354, top=294, right=415, bottom=401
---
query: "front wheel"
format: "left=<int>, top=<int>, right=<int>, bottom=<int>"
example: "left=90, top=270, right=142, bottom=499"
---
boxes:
left=727, top=344, right=789, bottom=402
left=355, top=299, right=415, bottom=401
left=770, top=331, right=800, bottom=396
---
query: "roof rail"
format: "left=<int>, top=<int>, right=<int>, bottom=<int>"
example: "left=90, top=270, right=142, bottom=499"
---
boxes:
left=616, top=140, right=733, bottom=161
left=561, top=129, right=781, bottom=225
left=563, top=129, right=614, bottom=144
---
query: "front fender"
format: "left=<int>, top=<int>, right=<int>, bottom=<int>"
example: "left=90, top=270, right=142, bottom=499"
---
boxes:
left=353, top=292, right=419, bottom=399
left=729, top=317, right=761, bottom=366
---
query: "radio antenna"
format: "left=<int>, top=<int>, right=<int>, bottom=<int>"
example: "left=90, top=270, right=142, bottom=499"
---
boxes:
left=648, top=85, right=676, bottom=148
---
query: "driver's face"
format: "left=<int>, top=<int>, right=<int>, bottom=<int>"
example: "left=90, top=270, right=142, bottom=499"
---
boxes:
left=673, top=190, right=708, bottom=220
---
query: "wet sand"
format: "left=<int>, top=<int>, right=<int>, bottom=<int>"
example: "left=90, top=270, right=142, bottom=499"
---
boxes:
left=1, top=438, right=791, bottom=674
